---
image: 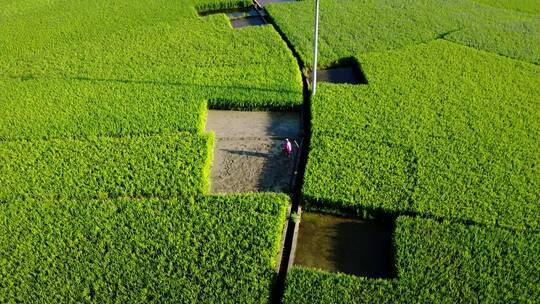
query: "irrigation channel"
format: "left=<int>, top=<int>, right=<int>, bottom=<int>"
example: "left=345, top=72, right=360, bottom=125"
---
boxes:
left=202, top=1, right=377, bottom=303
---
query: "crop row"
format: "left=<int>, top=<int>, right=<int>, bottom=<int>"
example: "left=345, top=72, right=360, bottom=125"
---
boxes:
left=194, top=0, right=252, bottom=12
left=266, top=0, right=539, bottom=67
left=0, top=78, right=208, bottom=140
left=0, top=193, right=289, bottom=303
left=303, top=40, right=540, bottom=230
left=283, top=216, right=540, bottom=303
left=0, top=132, right=213, bottom=201
left=0, top=0, right=303, bottom=109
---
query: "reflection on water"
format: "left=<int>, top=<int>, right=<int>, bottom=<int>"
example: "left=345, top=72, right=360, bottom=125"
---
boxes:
left=295, top=212, right=395, bottom=278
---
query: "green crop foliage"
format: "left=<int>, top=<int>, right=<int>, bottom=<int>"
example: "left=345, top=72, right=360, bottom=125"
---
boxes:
left=0, top=133, right=214, bottom=201
left=193, top=0, right=252, bottom=11
left=3, top=0, right=538, bottom=301
left=0, top=79, right=208, bottom=140
left=394, top=216, right=540, bottom=302
left=303, top=135, right=415, bottom=214
left=303, top=40, right=540, bottom=230
left=0, top=193, right=289, bottom=303
left=267, top=0, right=540, bottom=66
left=472, top=0, right=540, bottom=14
left=283, top=216, right=540, bottom=303
left=284, top=268, right=397, bottom=304
left=0, top=0, right=303, bottom=110
left=445, top=6, right=540, bottom=65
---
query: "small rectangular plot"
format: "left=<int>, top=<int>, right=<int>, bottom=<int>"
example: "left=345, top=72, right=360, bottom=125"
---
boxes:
left=205, top=110, right=302, bottom=193
left=294, top=212, right=395, bottom=278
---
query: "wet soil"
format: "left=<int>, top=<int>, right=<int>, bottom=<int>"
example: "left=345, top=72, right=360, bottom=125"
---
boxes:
left=206, top=110, right=301, bottom=138
left=205, top=110, right=302, bottom=193
left=294, top=213, right=395, bottom=278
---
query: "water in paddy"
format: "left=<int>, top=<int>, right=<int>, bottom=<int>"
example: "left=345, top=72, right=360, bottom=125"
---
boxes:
left=230, top=16, right=266, bottom=28
left=198, top=7, right=267, bottom=29
left=313, top=66, right=367, bottom=84
left=198, top=7, right=258, bottom=17
left=295, top=212, right=395, bottom=278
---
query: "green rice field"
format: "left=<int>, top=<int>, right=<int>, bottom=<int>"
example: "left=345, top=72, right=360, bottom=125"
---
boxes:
left=0, top=0, right=538, bottom=302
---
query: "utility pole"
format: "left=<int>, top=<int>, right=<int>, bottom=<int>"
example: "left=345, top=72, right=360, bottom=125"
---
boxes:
left=311, top=0, right=320, bottom=96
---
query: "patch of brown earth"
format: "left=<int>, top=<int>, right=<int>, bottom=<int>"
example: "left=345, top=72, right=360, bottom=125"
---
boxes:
left=205, top=110, right=302, bottom=193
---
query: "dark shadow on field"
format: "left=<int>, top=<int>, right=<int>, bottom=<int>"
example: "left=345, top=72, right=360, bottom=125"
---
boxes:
left=205, top=110, right=302, bottom=193
left=316, top=66, right=363, bottom=85
left=256, top=110, right=302, bottom=193
left=223, top=149, right=272, bottom=158
left=307, top=57, right=368, bottom=85
left=435, top=28, right=462, bottom=39
left=330, top=219, right=396, bottom=278
left=295, top=213, right=396, bottom=278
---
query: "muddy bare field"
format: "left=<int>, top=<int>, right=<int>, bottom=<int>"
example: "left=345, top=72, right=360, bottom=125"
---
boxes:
left=205, top=110, right=302, bottom=193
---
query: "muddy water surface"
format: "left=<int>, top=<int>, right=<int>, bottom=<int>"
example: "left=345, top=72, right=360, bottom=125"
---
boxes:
left=313, top=66, right=367, bottom=84
left=295, top=212, right=395, bottom=278
left=231, top=16, right=266, bottom=28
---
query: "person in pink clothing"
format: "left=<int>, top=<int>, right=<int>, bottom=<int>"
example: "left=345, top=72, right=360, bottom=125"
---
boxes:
left=282, top=138, right=293, bottom=160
